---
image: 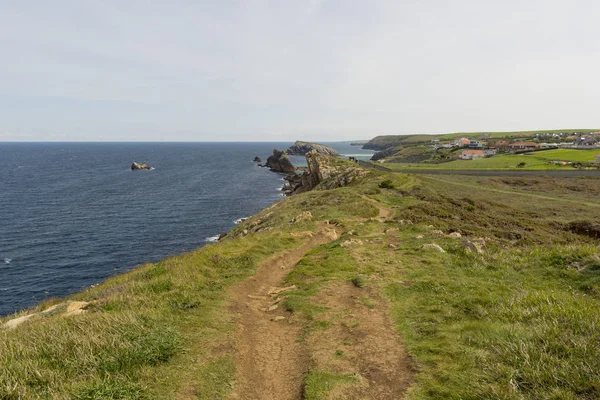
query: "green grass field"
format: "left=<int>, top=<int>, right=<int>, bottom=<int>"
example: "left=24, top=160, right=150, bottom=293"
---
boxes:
left=383, top=149, right=600, bottom=170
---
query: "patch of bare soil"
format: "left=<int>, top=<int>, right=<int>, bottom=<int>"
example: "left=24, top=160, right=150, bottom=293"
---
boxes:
left=308, top=281, right=413, bottom=399
left=228, top=225, right=339, bottom=400
left=360, top=195, right=394, bottom=221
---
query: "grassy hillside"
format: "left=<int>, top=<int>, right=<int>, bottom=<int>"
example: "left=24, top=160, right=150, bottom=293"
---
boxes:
left=2, top=160, right=600, bottom=399
left=384, top=149, right=600, bottom=171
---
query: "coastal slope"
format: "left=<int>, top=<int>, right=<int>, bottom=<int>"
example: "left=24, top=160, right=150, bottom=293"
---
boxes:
left=1, top=155, right=600, bottom=399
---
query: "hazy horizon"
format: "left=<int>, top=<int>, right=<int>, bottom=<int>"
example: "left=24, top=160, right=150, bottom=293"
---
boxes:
left=1, top=1, right=599, bottom=142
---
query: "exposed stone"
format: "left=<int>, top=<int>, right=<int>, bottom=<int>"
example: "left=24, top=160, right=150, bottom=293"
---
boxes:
left=286, top=141, right=339, bottom=156
left=131, top=161, right=152, bottom=170
left=388, top=244, right=397, bottom=249
left=460, top=239, right=486, bottom=254
left=253, top=156, right=262, bottom=162
left=447, top=232, right=462, bottom=238
left=341, top=239, right=363, bottom=247
left=268, top=285, right=297, bottom=295
left=271, top=316, right=286, bottom=322
left=421, top=243, right=446, bottom=253
left=567, top=253, right=600, bottom=272
left=285, top=150, right=369, bottom=195
left=292, top=211, right=313, bottom=223
left=266, top=149, right=296, bottom=174
left=432, top=230, right=445, bottom=237
left=415, top=235, right=424, bottom=239
left=1, top=314, right=35, bottom=330
left=1, top=300, right=90, bottom=331
left=322, top=227, right=339, bottom=241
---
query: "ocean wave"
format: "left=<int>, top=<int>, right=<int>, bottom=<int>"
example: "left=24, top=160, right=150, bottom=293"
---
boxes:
left=234, top=217, right=249, bottom=225
left=205, top=235, right=220, bottom=243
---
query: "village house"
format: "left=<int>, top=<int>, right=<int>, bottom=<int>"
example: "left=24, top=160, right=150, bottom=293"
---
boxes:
left=453, top=137, right=471, bottom=147
left=507, top=142, right=540, bottom=151
left=460, top=149, right=486, bottom=160
left=577, top=135, right=598, bottom=146
left=495, top=140, right=509, bottom=151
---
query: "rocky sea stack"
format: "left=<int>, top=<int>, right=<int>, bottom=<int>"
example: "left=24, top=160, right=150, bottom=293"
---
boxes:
left=253, top=156, right=262, bottom=163
left=266, top=149, right=296, bottom=174
left=131, top=162, right=152, bottom=171
left=286, top=141, right=339, bottom=157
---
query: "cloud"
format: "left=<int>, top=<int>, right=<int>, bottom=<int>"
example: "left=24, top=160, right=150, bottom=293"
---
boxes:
left=0, top=0, right=598, bottom=141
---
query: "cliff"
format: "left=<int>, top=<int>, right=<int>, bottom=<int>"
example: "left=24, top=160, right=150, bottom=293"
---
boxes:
left=286, top=141, right=339, bottom=156
left=282, top=150, right=368, bottom=195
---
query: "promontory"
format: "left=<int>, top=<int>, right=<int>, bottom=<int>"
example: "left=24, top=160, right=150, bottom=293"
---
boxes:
left=286, top=141, right=339, bottom=156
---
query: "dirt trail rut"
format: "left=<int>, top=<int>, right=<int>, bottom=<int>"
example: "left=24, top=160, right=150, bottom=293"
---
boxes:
left=229, top=225, right=339, bottom=400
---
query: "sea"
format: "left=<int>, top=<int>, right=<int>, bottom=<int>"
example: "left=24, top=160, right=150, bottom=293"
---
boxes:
left=0, top=142, right=374, bottom=316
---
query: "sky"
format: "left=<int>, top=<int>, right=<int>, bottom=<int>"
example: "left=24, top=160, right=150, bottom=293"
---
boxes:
left=0, top=0, right=598, bottom=142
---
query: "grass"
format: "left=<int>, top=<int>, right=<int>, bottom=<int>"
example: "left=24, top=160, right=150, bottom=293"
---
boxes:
left=303, top=371, right=360, bottom=400
left=2, top=161, right=600, bottom=399
left=383, top=149, right=600, bottom=170
left=0, top=230, right=305, bottom=399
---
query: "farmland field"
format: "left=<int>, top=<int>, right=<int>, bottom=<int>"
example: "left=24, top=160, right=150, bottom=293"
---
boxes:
left=383, top=148, right=599, bottom=171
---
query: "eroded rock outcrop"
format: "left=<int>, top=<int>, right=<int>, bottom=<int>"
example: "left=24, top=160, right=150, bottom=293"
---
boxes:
left=266, top=149, right=296, bottom=174
left=283, top=150, right=369, bottom=195
left=286, top=141, right=339, bottom=156
left=131, top=162, right=152, bottom=171
left=253, top=156, right=262, bottom=163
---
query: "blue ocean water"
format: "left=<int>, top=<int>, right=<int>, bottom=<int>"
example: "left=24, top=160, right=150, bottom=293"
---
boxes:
left=0, top=142, right=373, bottom=316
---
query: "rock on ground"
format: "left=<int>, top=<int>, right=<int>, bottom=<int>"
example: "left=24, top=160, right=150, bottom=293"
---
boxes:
left=421, top=243, right=446, bottom=253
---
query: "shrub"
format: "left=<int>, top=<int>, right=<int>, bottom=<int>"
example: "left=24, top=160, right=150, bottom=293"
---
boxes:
left=378, top=180, right=395, bottom=189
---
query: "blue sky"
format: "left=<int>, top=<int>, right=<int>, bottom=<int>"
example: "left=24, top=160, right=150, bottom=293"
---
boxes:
left=0, top=0, right=598, bottom=141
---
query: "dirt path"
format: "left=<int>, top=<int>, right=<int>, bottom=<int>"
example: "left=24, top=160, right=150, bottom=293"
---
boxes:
left=309, top=281, right=413, bottom=399
left=228, top=225, right=339, bottom=400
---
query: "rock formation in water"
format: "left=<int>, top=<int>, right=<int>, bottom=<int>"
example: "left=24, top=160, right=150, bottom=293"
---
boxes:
left=266, top=149, right=296, bottom=174
left=131, top=162, right=152, bottom=171
left=286, top=141, right=339, bottom=156
left=253, top=156, right=262, bottom=162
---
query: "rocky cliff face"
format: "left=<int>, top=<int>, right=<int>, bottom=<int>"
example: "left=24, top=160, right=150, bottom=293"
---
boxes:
left=266, top=149, right=296, bottom=174
left=283, top=150, right=368, bottom=195
left=286, top=141, right=339, bottom=157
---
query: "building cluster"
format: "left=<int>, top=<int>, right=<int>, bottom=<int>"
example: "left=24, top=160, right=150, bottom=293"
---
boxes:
left=440, top=132, right=600, bottom=160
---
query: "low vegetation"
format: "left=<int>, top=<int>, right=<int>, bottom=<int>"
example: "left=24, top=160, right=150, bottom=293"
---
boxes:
left=1, top=161, right=599, bottom=399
